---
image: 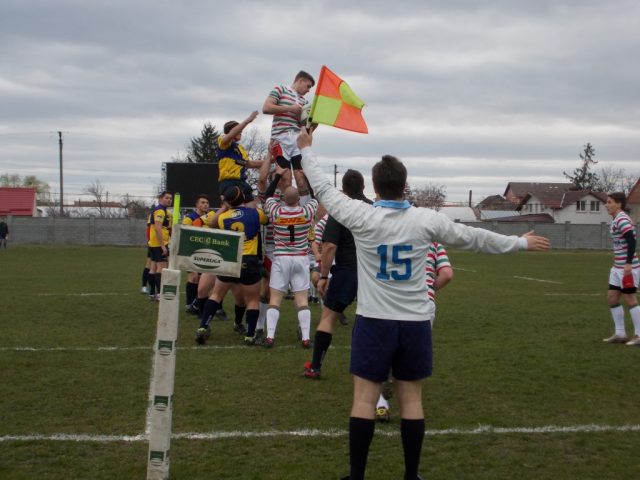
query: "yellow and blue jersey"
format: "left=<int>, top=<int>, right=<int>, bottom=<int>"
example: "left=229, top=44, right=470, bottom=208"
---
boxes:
left=216, top=136, right=249, bottom=182
left=218, top=206, right=267, bottom=256
left=148, top=204, right=172, bottom=247
left=182, top=210, right=214, bottom=228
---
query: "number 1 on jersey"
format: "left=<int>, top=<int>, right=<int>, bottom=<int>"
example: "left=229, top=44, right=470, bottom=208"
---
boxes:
left=376, top=244, right=412, bottom=281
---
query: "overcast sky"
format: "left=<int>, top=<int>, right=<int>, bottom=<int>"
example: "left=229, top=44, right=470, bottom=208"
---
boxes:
left=1, top=0, right=638, bottom=204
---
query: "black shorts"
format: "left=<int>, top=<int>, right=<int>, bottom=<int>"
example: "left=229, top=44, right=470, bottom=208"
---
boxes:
left=275, top=154, right=302, bottom=170
left=147, top=247, right=152, bottom=259
left=217, top=256, right=262, bottom=286
left=324, top=266, right=358, bottom=313
left=350, top=316, right=433, bottom=383
left=219, top=179, right=254, bottom=202
left=149, top=246, right=168, bottom=262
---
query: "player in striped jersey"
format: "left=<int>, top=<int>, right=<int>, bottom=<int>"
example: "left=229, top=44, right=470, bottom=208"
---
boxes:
left=262, top=71, right=315, bottom=192
left=298, top=128, right=550, bottom=480
left=375, top=242, right=453, bottom=422
left=603, top=192, right=640, bottom=346
left=264, top=186, right=319, bottom=347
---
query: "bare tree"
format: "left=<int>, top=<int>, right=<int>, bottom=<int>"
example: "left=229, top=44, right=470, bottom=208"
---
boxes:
left=121, top=193, right=151, bottom=219
left=596, top=166, right=639, bottom=194
left=241, top=126, right=269, bottom=194
left=83, top=179, right=116, bottom=217
left=412, top=183, right=447, bottom=210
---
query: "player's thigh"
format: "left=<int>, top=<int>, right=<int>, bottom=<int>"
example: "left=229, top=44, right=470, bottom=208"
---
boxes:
left=290, top=257, right=310, bottom=292
left=269, top=257, right=290, bottom=293
left=198, top=273, right=216, bottom=297
left=392, top=321, right=433, bottom=382
left=608, top=288, right=622, bottom=305
left=269, top=288, right=284, bottom=307
left=211, top=278, right=233, bottom=302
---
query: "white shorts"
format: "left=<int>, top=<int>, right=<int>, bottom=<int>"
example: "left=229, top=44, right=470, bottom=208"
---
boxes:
left=273, top=131, right=301, bottom=161
left=609, top=267, right=640, bottom=290
left=270, top=255, right=310, bottom=293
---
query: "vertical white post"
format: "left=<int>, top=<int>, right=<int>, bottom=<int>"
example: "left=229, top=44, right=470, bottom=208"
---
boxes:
left=146, top=268, right=181, bottom=480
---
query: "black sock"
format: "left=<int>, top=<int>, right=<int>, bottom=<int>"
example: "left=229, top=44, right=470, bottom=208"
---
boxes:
left=311, top=331, right=332, bottom=370
left=245, top=309, right=259, bottom=337
left=148, top=274, right=156, bottom=296
left=186, top=282, right=198, bottom=306
left=200, top=299, right=221, bottom=328
left=197, top=297, right=207, bottom=313
left=401, top=418, right=425, bottom=480
left=155, top=273, right=162, bottom=295
left=142, top=267, right=150, bottom=288
left=234, top=304, right=246, bottom=326
left=349, top=417, right=375, bottom=480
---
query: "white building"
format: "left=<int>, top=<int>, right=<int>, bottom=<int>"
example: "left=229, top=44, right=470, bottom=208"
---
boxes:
left=517, top=190, right=610, bottom=224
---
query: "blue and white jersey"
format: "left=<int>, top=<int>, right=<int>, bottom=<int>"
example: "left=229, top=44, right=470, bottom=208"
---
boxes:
left=301, top=147, right=527, bottom=321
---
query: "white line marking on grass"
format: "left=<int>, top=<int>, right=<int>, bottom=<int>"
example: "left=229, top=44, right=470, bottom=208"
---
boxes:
left=544, top=293, right=602, bottom=297
left=513, top=276, right=564, bottom=285
left=454, top=267, right=477, bottom=273
left=34, top=292, right=130, bottom=297
left=0, top=345, right=351, bottom=353
left=3, top=424, right=640, bottom=443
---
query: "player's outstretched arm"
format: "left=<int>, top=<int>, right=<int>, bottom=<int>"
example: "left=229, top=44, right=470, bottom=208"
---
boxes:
left=298, top=129, right=371, bottom=233
left=220, top=111, right=258, bottom=146
left=522, top=231, right=551, bottom=251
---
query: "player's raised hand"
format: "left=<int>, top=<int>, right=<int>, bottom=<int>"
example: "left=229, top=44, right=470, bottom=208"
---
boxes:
left=522, top=231, right=551, bottom=251
left=245, top=110, right=259, bottom=123
left=297, top=127, right=313, bottom=149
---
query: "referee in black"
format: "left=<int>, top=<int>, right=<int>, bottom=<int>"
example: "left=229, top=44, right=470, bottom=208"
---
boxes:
left=303, top=169, right=372, bottom=378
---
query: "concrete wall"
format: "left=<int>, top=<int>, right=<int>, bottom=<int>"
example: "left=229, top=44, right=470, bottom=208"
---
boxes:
left=4, top=216, right=148, bottom=246
left=3, top=216, right=638, bottom=250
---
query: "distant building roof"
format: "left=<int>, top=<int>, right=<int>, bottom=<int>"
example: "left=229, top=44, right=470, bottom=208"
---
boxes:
left=0, top=187, right=37, bottom=216
left=439, top=206, right=478, bottom=222
left=504, top=182, right=574, bottom=200
left=480, top=210, right=521, bottom=220
left=628, top=178, right=640, bottom=204
left=476, top=195, right=518, bottom=211
left=517, top=190, right=607, bottom=211
left=491, top=213, right=555, bottom=223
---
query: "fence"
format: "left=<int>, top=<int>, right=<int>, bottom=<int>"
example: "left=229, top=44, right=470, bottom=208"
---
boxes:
left=2, top=216, right=636, bottom=250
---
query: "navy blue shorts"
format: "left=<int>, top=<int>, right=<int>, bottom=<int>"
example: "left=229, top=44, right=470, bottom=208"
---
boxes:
left=350, top=315, right=432, bottom=383
left=324, top=266, right=358, bottom=313
left=219, top=179, right=254, bottom=202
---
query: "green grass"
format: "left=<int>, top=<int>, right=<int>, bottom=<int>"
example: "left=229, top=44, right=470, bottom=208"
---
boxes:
left=0, top=246, right=639, bottom=479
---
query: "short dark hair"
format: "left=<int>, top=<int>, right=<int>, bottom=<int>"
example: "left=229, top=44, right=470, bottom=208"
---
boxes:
left=223, top=186, right=245, bottom=207
left=294, top=70, right=315, bottom=87
left=372, top=155, right=407, bottom=200
left=223, top=121, right=239, bottom=134
left=195, top=194, right=210, bottom=203
left=342, top=169, right=365, bottom=199
left=608, top=192, right=627, bottom=210
left=158, top=190, right=172, bottom=199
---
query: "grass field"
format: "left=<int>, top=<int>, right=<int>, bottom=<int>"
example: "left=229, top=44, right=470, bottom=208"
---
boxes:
left=1, top=245, right=639, bottom=479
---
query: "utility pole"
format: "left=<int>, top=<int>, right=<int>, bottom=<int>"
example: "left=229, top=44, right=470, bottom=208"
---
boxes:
left=333, top=164, right=338, bottom=187
left=58, top=131, right=64, bottom=216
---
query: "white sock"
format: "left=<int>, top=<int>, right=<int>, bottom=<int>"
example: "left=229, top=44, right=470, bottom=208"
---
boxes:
left=298, top=308, right=311, bottom=341
left=266, top=308, right=279, bottom=338
left=610, top=305, right=626, bottom=336
left=630, top=306, right=640, bottom=336
left=309, top=282, right=316, bottom=298
left=257, top=302, right=267, bottom=330
left=376, top=394, right=389, bottom=409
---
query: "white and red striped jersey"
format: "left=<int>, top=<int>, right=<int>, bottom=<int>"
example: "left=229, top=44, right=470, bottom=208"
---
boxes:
left=425, top=243, right=451, bottom=302
left=265, top=197, right=319, bottom=256
left=611, top=211, right=639, bottom=269
left=314, top=214, right=329, bottom=247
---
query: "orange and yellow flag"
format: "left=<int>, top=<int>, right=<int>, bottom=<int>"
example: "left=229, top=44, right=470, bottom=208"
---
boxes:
left=309, top=66, right=368, bottom=134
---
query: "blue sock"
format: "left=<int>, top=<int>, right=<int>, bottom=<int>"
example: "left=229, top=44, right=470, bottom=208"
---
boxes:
left=246, top=309, right=259, bottom=337
left=200, top=299, right=221, bottom=328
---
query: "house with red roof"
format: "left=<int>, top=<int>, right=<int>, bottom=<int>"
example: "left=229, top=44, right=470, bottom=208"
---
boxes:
left=627, top=178, right=640, bottom=223
left=0, top=187, right=37, bottom=217
left=516, top=189, right=609, bottom=224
